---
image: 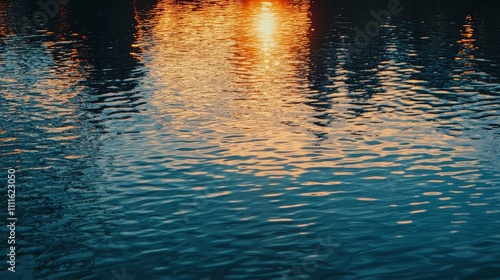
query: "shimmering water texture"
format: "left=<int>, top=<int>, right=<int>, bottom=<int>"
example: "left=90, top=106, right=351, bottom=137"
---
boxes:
left=0, top=0, right=499, bottom=279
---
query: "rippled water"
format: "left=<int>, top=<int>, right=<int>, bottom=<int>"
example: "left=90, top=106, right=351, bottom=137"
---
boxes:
left=1, top=0, right=499, bottom=279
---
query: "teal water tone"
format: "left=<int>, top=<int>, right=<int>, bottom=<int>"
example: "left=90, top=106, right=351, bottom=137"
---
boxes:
left=0, top=0, right=499, bottom=279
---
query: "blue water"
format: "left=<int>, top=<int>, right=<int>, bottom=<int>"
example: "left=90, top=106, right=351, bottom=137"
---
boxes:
left=0, top=0, right=499, bottom=279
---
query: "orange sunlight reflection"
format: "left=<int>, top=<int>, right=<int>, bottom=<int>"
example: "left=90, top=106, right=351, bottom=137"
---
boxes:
left=145, top=0, right=466, bottom=183
left=256, top=2, right=276, bottom=53
left=454, top=15, right=477, bottom=81
left=147, top=0, right=318, bottom=179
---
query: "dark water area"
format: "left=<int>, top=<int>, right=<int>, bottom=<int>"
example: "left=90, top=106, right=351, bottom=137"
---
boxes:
left=0, top=0, right=499, bottom=279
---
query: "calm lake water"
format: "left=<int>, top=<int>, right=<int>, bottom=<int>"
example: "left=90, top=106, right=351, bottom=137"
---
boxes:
left=1, top=0, right=499, bottom=279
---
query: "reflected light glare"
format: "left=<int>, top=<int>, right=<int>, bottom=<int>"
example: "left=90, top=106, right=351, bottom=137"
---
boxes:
left=454, top=15, right=477, bottom=80
left=256, top=2, right=276, bottom=51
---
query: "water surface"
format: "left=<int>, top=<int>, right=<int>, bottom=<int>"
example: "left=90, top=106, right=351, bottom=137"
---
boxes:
left=0, top=0, right=499, bottom=279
